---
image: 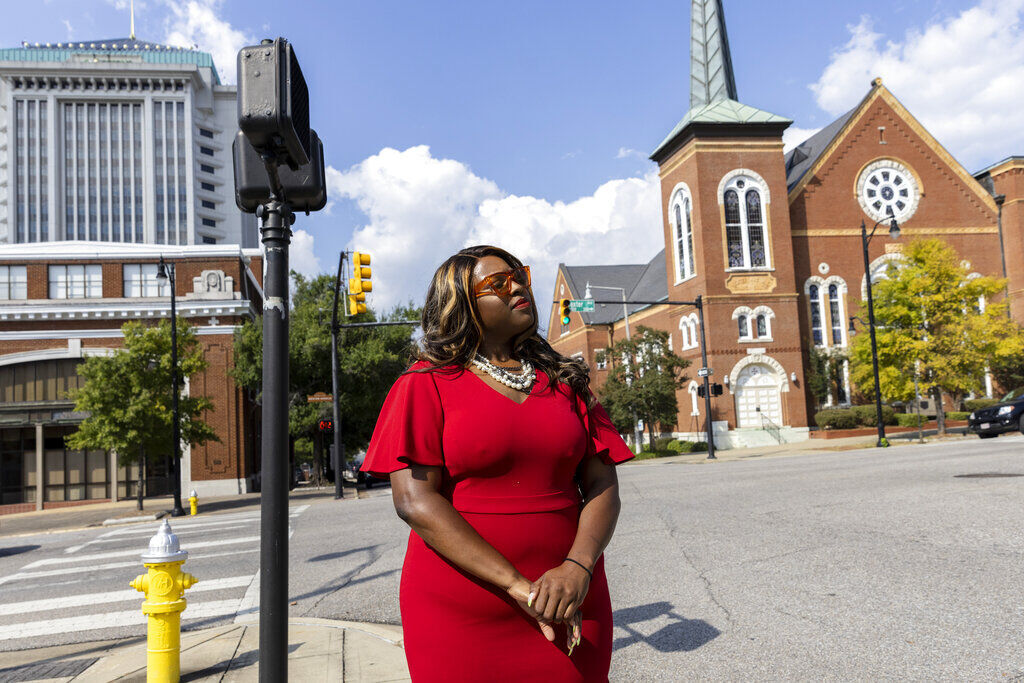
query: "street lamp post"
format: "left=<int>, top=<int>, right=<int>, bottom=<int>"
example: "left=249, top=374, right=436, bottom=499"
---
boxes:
left=156, top=256, right=186, bottom=517
left=855, top=216, right=901, bottom=448
left=585, top=282, right=642, bottom=452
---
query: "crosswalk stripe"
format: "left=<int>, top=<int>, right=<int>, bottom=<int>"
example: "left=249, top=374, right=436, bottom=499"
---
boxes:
left=0, top=599, right=241, bottom=641
left=25, top=536, right=261, bottom=568
left=0, top=575, right=252, bottom=616
left=0, top=548, right=259, bottom=585
left=70, top=524, right=252, bottom=547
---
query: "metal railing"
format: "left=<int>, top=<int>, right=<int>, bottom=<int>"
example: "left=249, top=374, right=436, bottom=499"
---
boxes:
left=760, top=411, right=782, bottom=444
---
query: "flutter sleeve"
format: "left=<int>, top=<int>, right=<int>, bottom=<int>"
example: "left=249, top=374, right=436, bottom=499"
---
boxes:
left=585, top=401, right=635, bottom=465
left=361, top=366, right=444, bottom=478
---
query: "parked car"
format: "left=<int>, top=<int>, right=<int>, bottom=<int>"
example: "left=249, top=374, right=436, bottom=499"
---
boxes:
left=967, top=387, right=1024, bottom=438
left=342, top=451, right=388, bottom=488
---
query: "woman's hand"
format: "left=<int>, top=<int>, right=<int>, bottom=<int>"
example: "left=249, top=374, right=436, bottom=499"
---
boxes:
left=506, top=576, right=556, bottom=642
left=529, top=560, right=591, bottom=623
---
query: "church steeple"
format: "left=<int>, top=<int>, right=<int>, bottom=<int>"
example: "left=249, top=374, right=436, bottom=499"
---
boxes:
left=690, top=0, right=738, bottom=109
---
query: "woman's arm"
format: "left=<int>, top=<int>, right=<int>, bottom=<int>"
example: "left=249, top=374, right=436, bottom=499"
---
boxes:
left=390, top=463, right=556, bottom=641
left=529, top=456, right=621, bottom=623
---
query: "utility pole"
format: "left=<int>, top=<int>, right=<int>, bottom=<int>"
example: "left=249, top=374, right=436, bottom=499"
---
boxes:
left=330, top=251, right=345, bottom=500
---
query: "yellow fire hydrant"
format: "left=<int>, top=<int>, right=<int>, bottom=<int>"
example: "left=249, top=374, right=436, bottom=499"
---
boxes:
left=188, top=489, right=198, bottom=516
left=130, top=519, right=198, bottom=683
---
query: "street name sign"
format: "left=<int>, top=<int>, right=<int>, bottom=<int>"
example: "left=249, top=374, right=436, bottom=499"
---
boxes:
left=307, top=392, right=333, bottom=403
left=697, top=368, right=713, bottom=377
left=569, top=299, right=595, bottom=312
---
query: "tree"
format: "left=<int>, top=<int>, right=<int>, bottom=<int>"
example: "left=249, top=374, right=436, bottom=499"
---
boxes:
left=231, top=271, right=419, bottom=482
left=806, top=347, right=848, bottom=409
left=849, top=238, right=1024, bottom=434
left=67, top=320, right=218, bottom=510
left=597, top=326, right=690, bottom=447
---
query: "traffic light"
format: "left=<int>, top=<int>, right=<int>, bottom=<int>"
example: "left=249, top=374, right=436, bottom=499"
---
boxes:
left=347, top=252, right=372, bottom=316
left=317, top=419, right=334, bottom=432
left=559, top=298, right=571, bottom=325
left=712, top=383, right=724, bottom=397
left=697, top=384, right=705, bottom=398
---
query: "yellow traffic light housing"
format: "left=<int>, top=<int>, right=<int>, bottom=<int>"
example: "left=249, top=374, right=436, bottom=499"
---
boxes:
left=347, top=251, right=372, bottom=316
left=559, top=298, right=571, bottom=326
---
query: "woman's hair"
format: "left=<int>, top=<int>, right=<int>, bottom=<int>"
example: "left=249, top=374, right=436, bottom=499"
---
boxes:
left=415, top=245, right=594, bottom=406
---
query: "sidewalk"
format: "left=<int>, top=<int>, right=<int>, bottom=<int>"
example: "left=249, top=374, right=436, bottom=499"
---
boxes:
left=0, top=486, right=353, bottom=539
left=0, top=618, right=410, bottom=682
left=626, top=428, right=971, bottom=466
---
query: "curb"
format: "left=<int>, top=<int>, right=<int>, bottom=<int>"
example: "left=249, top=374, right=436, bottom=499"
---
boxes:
left=102, top=511, right=168, bottom=526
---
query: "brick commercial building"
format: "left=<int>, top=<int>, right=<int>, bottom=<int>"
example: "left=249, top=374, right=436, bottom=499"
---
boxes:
left=549, top=0, right=1024, bottom=449
left=0, top=38, right=262, bottom=512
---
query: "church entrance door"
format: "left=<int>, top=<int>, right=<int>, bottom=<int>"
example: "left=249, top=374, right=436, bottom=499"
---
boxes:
left=734, top=363, right=783, bottom=428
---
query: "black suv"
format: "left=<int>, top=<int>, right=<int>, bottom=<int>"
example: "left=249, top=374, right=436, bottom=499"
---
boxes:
left=968, top=387, right=1024, bottom=439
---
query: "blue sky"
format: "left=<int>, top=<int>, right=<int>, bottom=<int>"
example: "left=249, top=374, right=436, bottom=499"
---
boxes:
left=6, top=0, right=1023, bottom=317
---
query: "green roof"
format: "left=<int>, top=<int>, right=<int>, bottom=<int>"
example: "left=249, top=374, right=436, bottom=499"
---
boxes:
left=0, top=38, right=221, bottom=85
left=650, top=98, right=791, bottom=159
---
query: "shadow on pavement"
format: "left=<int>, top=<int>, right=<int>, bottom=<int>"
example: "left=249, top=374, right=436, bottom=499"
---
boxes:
left=180, top=643, right=302, bottom=681
left=308, top=545, right=382, bottom=563
left=613, top=601, right=720, bottom=652
left=0, top=544, right=40, bottom=557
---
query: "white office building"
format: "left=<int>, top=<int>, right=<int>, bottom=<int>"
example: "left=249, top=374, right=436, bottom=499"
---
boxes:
left=0, top=37, right=256, bottom=248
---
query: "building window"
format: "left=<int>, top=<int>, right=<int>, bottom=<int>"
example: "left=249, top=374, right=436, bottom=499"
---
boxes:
left=49, top=264, right=102, bottom=299
left=722, top=175, right=769, bottom=270
left=200, top=164, right=215, bottom=174
left=733, top=306, right=774, bottom=341
left=201, top=200, right=216, bottom=209
left=737, top=314, right=749, bottom=339
left=756, top=314, right=767, bottom=338
left=199, top=128, right=214, bottom=139
left=828, top=284, right=843, bottom=345
left=202, top=218, right=217, bottom=228
left=153, top=101, right=188, bottom=245
left=200, top=182, right=215, bottom=192
left=123, top=264, right=169, bottom=297
left=670, top=186, right=696, bottom=281
left=809, top=284, right=824, bottom=347
left=0, top=266, right=28, bottom=300
left=199, top=146, right=214, bottom=156
left=14, top=99, right=49, bottom=243
left=201, top=236, right=217, bottom=245
left=679, top=313, right=700, bottom=350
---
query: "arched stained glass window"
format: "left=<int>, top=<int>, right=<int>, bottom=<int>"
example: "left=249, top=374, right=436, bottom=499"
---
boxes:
left=756, top=314, right=767, bottom=338
left=828, top=284, right=843, bottom=345
left=724, top=190, right=744, bottom=268
left=672, top=190, right=697, bottom=281
left=684, top=198, right=695, bottom=276
left=737, top=314, right=748, bottom=338
left=809, top=284, right=823, bottom=346
left=746, top=190, right=766, bottom=267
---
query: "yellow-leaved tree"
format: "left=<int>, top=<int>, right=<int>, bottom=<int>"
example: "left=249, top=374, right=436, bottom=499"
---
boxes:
left=850, top=238, right=1024, bottom=434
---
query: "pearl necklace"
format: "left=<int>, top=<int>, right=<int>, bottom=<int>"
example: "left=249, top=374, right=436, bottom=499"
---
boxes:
left=471, top=354, right=535, bottom=392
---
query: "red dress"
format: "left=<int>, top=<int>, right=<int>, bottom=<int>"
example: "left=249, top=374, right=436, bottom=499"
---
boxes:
left=362, top=361, right=633, bottom=682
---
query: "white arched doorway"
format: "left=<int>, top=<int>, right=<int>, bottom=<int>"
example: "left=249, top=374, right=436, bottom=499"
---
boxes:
left=734, top=363, right=783, bottom=428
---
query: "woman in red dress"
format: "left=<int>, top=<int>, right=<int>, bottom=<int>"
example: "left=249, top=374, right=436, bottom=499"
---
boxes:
left=362, top=245, right=633, bottom=682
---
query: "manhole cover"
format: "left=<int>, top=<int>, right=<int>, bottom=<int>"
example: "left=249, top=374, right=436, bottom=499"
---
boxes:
left=954, top=472, right=1024, bottom=479
left=0, top=657, right=97, bottom=682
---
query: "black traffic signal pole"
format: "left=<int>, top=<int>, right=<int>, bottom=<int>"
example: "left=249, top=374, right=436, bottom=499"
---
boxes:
left=257, top=161, right=292, bottom=683
left=330, top=252, right=345, bottom=500
left=569, top=297, right=716, bottom=459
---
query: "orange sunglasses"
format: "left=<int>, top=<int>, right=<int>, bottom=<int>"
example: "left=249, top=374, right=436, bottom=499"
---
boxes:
left=473, top=265, right=531, bottom=298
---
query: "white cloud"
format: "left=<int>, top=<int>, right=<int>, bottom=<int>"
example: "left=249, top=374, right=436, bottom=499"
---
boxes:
left=162, top=0, right=252, bottom=83
left=616, top=147, right=643, bottom=159
left=62, top=19, right=74, bottom=38
left=809, top=0, right=1024, bottom=169
left=287, top=229, right=321, bottom=278
left=329, top=146, right=663, bottom=325
left=782, top=126, right=821, bottom=153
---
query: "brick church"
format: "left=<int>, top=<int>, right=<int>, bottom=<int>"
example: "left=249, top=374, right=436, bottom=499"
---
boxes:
left=548, top=0, right=1024, bottom=448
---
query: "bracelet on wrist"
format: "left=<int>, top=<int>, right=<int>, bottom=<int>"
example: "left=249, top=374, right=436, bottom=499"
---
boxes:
left=564, top=557, right=592, bottom=579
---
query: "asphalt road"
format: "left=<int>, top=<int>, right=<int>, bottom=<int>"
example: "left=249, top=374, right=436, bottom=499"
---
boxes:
left=1, top=434, right=1022, bottom=680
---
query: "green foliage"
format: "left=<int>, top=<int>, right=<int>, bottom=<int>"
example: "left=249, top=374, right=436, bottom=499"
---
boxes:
left=66, top=319, right=219, bottom=466
left=895, top=413, right=925, bottom=427
left=596, top=327, right=690, bottom=440
left=814, top=409, right=859, bottom=430
left=991, top=354, right=1024, bottom=392
left=807, top=347, right=847, bottom=409
left=849, top=238, right=1024, bottom=433
left=946, top=411, right=970, bottom=421
left=231, top=270, right=420, bottom=452
left=849, top=404, right=896, bottom=426
left=964, top=398, right=999, bottom=411
left=665, top=439, right=708, bottom=453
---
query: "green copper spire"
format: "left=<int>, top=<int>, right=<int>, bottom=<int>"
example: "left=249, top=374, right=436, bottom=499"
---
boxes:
left=690, top=0, right=738, bottom=109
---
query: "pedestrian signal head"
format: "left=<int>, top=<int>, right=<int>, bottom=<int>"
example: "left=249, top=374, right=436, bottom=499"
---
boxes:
left=318, top=419, right=334, bottom=432
left=559, top=298, right=571, bottom=326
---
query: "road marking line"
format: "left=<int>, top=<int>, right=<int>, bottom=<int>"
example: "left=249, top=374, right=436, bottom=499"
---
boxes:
left=0, top=599, right=241, bottom=641
left=68, top=524, right=253, bottom=548
left=0, top=548, right=258, bottom=585
left=0, top=575, right=252, bottom=616
left=24, top=536, right=260, bottom=569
